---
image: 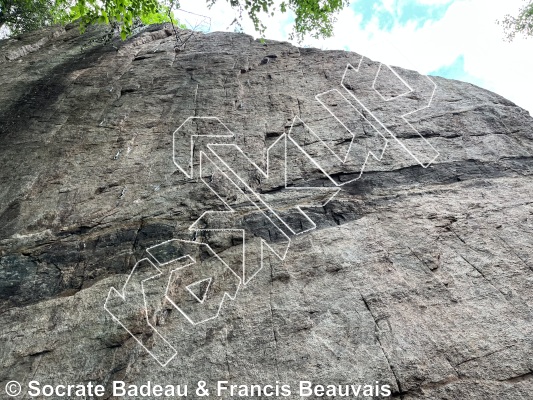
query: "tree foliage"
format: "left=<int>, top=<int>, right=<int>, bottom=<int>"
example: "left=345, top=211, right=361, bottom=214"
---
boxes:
left=0, top=0, right=69, bottom=35
left=500, top=0, right=533, bottom=41
left=0, top=0, right=350, bottom=41
left=217, top=0, right=349, bottom=41
left=68, top=0, right=178, bottom=39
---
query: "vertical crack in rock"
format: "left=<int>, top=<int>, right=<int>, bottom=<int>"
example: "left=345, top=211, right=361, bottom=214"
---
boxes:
left=360, top=294, right=404, bottom=397
left=269, top=259, right=281, bottom=380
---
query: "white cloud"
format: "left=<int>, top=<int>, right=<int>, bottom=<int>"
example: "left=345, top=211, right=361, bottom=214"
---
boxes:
left=178, top=0, right=532, bottom=114
left=415, top=0, right=454, bottom=4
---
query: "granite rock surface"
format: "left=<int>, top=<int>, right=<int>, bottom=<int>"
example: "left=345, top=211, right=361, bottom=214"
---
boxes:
left=0, top=23, right=533, bottom=399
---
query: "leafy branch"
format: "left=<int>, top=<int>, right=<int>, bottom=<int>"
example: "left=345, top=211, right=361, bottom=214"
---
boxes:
left=500, top=0, right=533, bottom=41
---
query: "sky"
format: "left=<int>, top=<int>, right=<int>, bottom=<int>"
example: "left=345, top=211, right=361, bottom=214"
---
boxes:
left=178, top=0, right=533, bottom=115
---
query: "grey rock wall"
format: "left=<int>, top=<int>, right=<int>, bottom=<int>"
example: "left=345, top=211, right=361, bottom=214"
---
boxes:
left=0, top=23, right=532, bottom=399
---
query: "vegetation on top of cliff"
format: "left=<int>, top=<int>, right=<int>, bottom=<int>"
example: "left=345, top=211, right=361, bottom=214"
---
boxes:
left=500, top=0, right=533, bottom=41
left=0, top=0, right=68, bottom=35
left=0, top=0, right=349, bottom=41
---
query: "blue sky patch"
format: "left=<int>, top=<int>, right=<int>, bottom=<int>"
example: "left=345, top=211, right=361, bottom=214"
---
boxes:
left=430, top=54, right=484, bottom=87
left=352, top=0, right=454, bottom=31
left=430, top=54, right=466, bottom=79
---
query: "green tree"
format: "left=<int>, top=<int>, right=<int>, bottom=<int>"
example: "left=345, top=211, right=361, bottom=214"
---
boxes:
left=68, top=0, right=182, bottom=40
left=0, top=0, right=350, bottom=41
left=219, top=0, right=350, bottom=41
left=500, top=0, right=533, bottom=40
left=0, top=0, right=69, bottom=35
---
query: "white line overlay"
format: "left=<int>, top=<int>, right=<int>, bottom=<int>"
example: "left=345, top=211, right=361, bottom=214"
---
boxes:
left=104, top=59, right=440, bottom=365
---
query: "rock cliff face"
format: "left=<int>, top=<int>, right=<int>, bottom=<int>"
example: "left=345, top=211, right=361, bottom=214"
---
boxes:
left=1, top=23, right=533, bottom=399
